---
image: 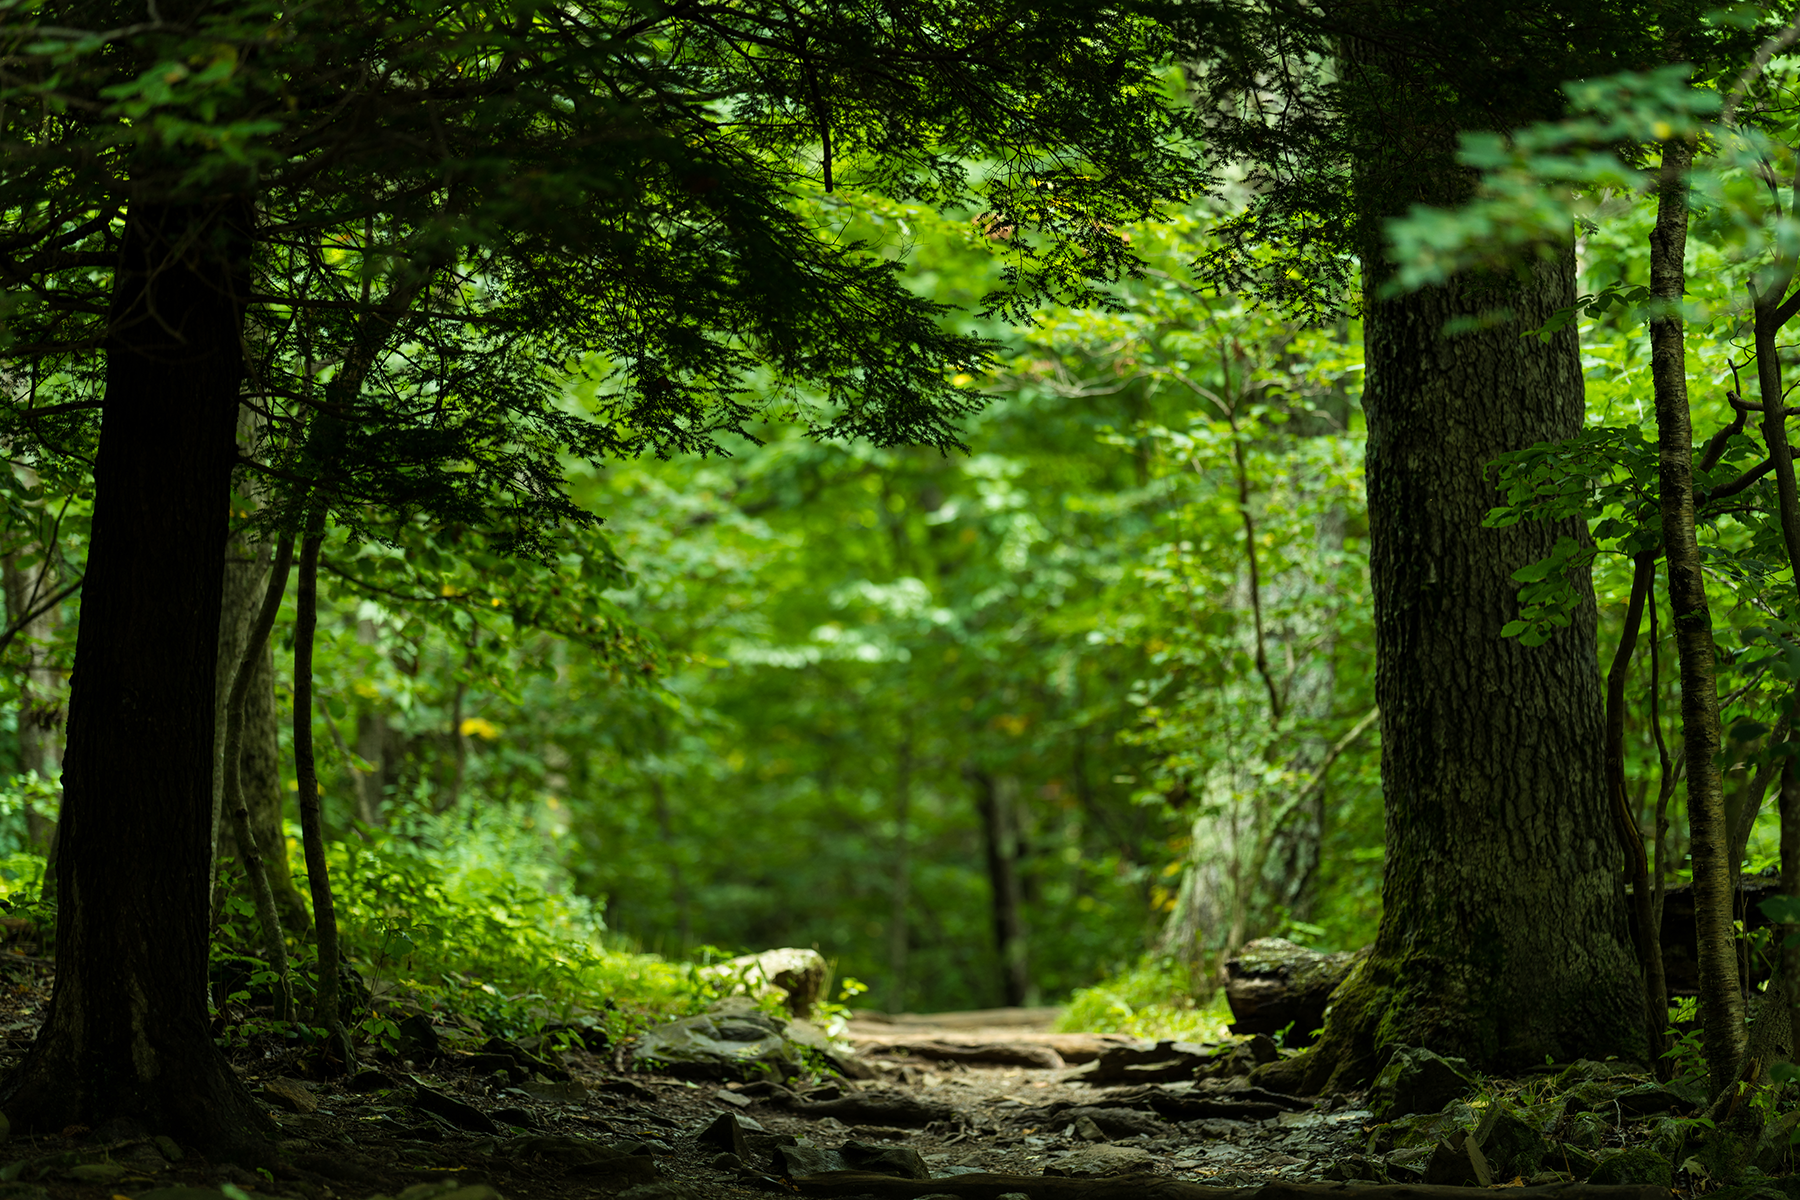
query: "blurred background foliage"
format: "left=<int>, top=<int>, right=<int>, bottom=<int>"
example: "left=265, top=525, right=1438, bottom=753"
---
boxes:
left=0, top=192, right=1382, bottom=1027
left=25, top=56, right=1798, bottom=1030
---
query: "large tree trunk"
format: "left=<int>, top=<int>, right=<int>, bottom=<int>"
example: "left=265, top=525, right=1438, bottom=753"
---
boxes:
left=1273, top=248, right=1643, bottom=1090
left=0, top=200, right=275, bottom=1158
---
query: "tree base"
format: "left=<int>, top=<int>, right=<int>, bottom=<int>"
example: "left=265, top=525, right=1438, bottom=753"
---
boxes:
left=0, top=1018, right=276, bottom=1165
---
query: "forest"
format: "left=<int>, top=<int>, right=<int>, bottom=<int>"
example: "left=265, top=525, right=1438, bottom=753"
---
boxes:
left=5, top=0, right=1800, bottom=1197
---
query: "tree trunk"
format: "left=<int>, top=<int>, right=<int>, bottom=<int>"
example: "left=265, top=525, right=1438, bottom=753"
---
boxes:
left=972, top=768, right=1031, bottom=1007
left=1607, top=552, right=1669, bottom=1065
left=1276, top=246, right=1643, bottom=1090
left=241, top=629, right=311, bottom=933
left=2, top=551, right=62, bottom=854
left=294, top=532, right=349, bottom=1050
left=212, top=506, right=265, bottom=894
left=887, top=726, right=912, bottom=1014
left=1652, top=134, right=1743, bottom=1097
left=222, top=534, right=297, bottom=1020
left=0, top=199, right=275, bottom=1159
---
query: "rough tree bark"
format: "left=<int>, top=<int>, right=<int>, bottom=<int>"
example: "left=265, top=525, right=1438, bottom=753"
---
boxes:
left=1273, top=245, right=1642, bottom=1090
left=0, top=200, right=275, bottom=1158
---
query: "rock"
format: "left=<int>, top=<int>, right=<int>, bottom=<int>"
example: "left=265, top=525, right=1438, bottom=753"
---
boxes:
left=1051, top=1107, right=1164, bottom=1139
left=1759, top=1110, right=1800, bottom=1171
left=1562, top=1110, right=1608, bottom=1148
left=1561, top=1145, right=1600, bottom=1179
left=1073, top=1116, right=1108, bottom=1142
left=398, top=1014, right=441, bottom=1060
left=1589, top=1147, right=1673, bottom=1186
left=1321, top=1154, right=1384, bottom=1182
left=860, top=1040, right=1064, bottom=1070
left=1424, top=1131, right=1491, bottom=1186
left=771, top=1145, right=849, bottom=1179
left=696, top=1113, right=751, bottom=1160
left=1616, top=1080, right=1701, bottom=1114
left=617, top=1186, right=707, bottom=1200
left=714, top=1088, right=752, bottom=1109
left=1224, top=938, right=1367, bottom=1047
left=787, top=1088, right=958, bottom=1127
left=1041, top=1144, right=1159, bottom=1177
left=411, top=1084, right=498, bottom=1134
left=1369, top=1046, right=1474, bottom=1120
left=633, top=1007, right=802, bottom=1082
left=1561, top=1079, right=1622, bottom=1114
left=704, top=948, right=829, bottom=1017
left=135, top=1190, right=232, bottom=1200
left=1088, top=1040, right=1212, bottom=1084
left=514, top=1136, right=657, bottom=1185
left=1376, top=1102, right=1476, bottom=1153
left=708, top=1152, right=744, bottom=1171
left=518, top=1080, right=587, bottom=1104
left=288, top=1153, right=383, bottom=1185
left=1474, top=1100, right=1546, bottom=1178
left=261, top=1078, right=318, bottom=1114
left=65, top=1164, right=128, bottom=1184
left=347, top=1068, right=397, bottom=1093
left=839, top=1141, right=931, bottom=1179
left=492, top=1106, right=539, bottom=1129
left=481, top=1035, right=571, bottom=1081
left=1554, top=1059, right=1647, bottom=1087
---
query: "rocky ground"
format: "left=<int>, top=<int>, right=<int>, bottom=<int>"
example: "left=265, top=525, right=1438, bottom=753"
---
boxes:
left=0, top=963, right=1772, bottom=1200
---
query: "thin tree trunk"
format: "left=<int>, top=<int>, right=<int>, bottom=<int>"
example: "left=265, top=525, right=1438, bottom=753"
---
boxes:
left=648, top=774, right=691, bottom=950
left=971, top=768, right=1030, bottom=1007
left=221, top=535, right=297, bottom=1020
left=1651, top=133, right=1743, bottom=1097
left=888, top=726, right=913, bottom=1014
left=294, top=531, right=348, bottom=1053
left=0, top=199, right=275, bottom=1158
left=1607, top=551, right=1669, bottom=1065
left=2, top=550, right=61, bottom=855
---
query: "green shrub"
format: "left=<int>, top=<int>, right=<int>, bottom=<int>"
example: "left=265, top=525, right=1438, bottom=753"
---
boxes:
left=1056, top=955, right=1234, bottom=1040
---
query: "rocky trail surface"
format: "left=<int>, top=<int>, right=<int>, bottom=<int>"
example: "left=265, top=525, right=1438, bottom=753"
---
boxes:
left=0, top=978, right=1752, bottom=1200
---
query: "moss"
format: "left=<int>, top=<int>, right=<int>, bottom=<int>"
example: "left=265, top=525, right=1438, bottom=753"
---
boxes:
left=1588, top=1147, right=1673, bottom=1187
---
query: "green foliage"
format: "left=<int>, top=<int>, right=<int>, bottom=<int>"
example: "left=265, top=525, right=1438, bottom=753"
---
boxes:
left=1055, top=955, right=1233, bottom=1040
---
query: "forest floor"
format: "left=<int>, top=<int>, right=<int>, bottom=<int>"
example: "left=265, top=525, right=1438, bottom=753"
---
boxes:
left=0, top=973, right=1726, bottom=1200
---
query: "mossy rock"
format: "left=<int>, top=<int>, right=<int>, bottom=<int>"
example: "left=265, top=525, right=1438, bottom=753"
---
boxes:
left=1561, top=1079, right=1626, bottom=1114
left=1561, top=1111, right=1609, bottom=1149
left=1555, top=1144, right=1599, bottom=1180
left=1588, top=1147, right=1673, bottom=1187
left=1554, top=1059, right=1648, bottom=1088
left=1382, top=1102, right=1477, bottom=1152
left=1477, top=1102, right=1547, bottom=1178
left=1704, top=1185, right=1788, bottom=1200
left=1761, top=1175, right=1800, bottom=1200
left=1369, top=1047, right=1475, bottom=1121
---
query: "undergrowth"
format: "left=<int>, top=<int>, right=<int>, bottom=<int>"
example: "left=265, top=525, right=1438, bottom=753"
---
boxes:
left=1056, top=955, right=1235, bottom=1041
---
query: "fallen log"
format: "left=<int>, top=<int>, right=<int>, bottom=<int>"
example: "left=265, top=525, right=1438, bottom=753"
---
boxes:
left=1224, top=940, right=1367, bottom=1046
left=791, top=1169, right=1672, bottom=1200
